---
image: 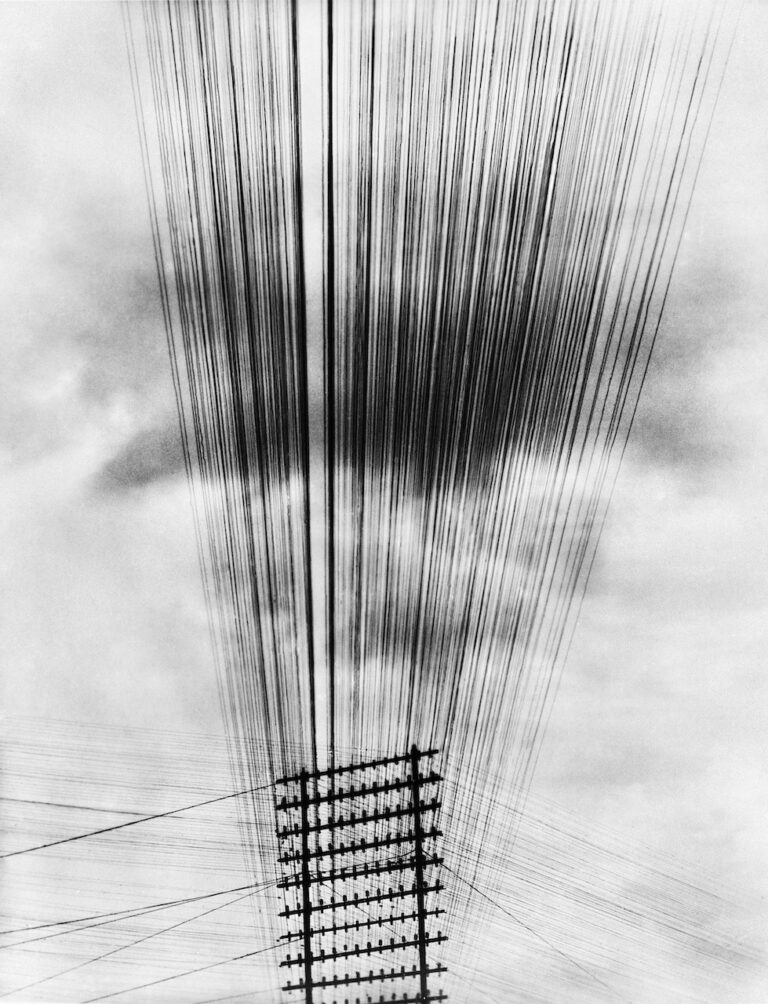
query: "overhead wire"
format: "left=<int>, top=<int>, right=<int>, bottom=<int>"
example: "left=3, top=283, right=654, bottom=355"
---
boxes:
left=119, top=1, right=739, bottom=998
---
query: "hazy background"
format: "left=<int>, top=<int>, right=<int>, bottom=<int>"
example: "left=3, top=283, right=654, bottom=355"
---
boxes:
left=1, top=1, right=766, bottom=1000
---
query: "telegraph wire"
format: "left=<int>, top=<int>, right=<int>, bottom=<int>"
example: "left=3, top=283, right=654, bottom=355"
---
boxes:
left=79, top=940, right=283, bottom=1004
left=442, top=861, right=629, bottom=1003
left=0, top=881, right=271, bottom=944
left=117, top=2, right=739, bottom=999
left=0, top=781, right=274, bottom=860
left=0, top=889, right=263, bottom=1001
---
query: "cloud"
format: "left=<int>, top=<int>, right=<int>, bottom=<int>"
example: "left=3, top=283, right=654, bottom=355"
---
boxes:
left=0, top=1, right=171, bottom=468
left=93, top=420, right=185, bottom=492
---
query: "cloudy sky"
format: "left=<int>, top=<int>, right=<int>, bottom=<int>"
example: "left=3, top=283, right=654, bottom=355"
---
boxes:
left=538, top=0, right=768, bottom=894
left=1, top=1, right=767, bottom=1001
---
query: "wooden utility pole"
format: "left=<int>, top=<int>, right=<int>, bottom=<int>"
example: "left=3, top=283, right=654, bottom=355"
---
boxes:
left=276, top=748, right=448, bottom=1003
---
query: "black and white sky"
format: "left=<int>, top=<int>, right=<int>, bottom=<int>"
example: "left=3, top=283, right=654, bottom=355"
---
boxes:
left=1, top=2, right=767, bottom=1001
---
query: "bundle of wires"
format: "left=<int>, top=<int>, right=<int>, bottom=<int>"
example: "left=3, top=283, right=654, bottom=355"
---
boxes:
left=124, top=0, right=733, bottom=986
left=4, top=721, right=763, bottom=1001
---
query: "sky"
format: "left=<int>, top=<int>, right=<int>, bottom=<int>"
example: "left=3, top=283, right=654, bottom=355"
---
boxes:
left=537, top=0, right=768, bottom=910
left=1, top=1, right=767, bottom=1001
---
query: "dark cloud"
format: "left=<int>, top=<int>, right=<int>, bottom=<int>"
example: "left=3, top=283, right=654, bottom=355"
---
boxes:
left=624, top=244, right=746, bottom=481
left=627, top=384, right=730, bottom=479
left=75, top=265, right=169, bottom=404
left=94, top=420, right=185, bottom=492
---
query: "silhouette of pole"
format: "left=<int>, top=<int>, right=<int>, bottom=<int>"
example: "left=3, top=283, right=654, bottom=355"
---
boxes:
left=409, top=744, right=429, bottom=1001
left=299, top=769, right=314, bottom=1003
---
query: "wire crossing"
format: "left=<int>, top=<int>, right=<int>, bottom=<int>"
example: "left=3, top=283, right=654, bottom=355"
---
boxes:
left=276, top=746, right=447, bottom=1003
left=123, top=0, right=735, bottom=996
